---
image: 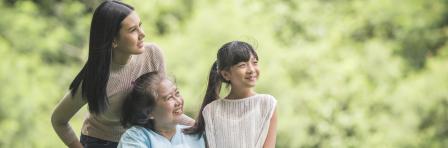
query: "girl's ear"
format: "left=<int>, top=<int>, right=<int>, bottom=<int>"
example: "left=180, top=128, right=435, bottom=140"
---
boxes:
left=220, top=70, right=231, bottom=82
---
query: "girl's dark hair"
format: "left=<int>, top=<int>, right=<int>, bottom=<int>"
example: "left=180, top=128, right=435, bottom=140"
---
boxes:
left=69, top=1, right=134, bottom=114
left=184, top=41, right=258, bottom=134
left=121, top=71, right=164, bottom=129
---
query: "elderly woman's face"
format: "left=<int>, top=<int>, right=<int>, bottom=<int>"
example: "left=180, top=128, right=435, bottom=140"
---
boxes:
left=151, top=79, right=184, bottom=126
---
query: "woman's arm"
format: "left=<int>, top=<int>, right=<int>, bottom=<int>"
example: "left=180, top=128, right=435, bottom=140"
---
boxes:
left=177, top=114, right=195, bottom=126
left=67, top=141, right=83, bottom=148
left=51, top=90, right=86, bottom=147
left=263, top=108, right=277, bottom=148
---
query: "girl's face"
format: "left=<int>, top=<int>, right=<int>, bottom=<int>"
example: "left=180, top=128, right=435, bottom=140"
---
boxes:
left=151, top=79, right=184, bottom=127
left=113, top=11, right=145, bottom=56
left=222, top=54, right=260, bottom=89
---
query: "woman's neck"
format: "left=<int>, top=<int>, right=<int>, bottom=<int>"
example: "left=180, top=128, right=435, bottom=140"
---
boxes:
left=153, top=124, right=177, bottom=140
left=226, top=88, right=256, bottom=100
left=112, top=50, right=131, bottom=65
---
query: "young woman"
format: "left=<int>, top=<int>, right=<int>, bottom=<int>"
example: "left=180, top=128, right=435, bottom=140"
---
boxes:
left=118, top=72, right=205, bottom=148
left=51, top=1, right=193, bottom=147
left=186, top=41, right=278, bottom=148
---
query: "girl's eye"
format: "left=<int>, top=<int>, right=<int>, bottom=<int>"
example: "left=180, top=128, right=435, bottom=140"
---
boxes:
left=253, top=61, right=258, bottom=65
left=238, top=63, right=246, bottom=67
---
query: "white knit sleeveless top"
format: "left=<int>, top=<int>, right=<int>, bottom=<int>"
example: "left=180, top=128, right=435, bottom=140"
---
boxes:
left=202, top=94, right=277, bottom=148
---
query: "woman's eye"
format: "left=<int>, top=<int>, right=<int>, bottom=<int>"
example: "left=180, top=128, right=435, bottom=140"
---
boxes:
left=175, top=91, right=180, bottom=97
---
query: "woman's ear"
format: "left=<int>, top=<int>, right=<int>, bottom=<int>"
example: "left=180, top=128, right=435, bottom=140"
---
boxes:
left=148, top=113, right=155, bottom=119
left=112, top=39, right=118, bottom=48
left=145, top=108, right=154, bottom=119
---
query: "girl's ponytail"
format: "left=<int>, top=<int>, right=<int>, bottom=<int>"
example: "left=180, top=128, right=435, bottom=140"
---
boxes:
left=184, top=61, right=222, bottom=134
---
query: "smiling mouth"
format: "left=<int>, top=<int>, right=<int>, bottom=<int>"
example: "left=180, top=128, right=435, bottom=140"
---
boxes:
left=173, top=107, right=183, bottom=115
left=246, top=76, right=257, bottom=81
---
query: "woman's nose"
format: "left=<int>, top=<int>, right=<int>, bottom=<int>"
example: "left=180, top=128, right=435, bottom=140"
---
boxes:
left=138, top=27, right=145, bottom=39
left=174, top=96, right=183, bottom=107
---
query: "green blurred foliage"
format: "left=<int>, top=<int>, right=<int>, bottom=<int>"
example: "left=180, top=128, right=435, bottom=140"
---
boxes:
left=0, top=0, right=446, bottom=147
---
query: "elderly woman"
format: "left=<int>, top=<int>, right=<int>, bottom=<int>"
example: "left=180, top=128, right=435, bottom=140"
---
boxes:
left=118, top=72, right=205, bottom=148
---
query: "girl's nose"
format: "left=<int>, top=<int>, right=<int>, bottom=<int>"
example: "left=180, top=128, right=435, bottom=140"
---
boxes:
left=247, top=64, right=255, bottom=74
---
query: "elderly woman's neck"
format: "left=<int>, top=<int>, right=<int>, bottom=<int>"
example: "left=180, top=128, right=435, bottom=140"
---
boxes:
left=153, top=124, right=177, bottom=140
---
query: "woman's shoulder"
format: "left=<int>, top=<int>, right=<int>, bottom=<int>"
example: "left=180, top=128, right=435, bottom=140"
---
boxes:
left=145, top=42, right=164, bottom=58
left=119, top=126, right=152, bottom=147
left=143, top=42, right=162, bottom=53
left=137, top=42, right=164, bottom=67
left=123, top=126, right=150, bottom=136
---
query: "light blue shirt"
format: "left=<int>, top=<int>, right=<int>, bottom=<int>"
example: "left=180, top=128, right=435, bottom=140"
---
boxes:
left=118, top=125, right=205, bottom=148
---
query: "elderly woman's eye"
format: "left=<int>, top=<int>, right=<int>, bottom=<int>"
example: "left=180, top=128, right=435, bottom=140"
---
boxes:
left=175, top=90, right=180, bottom=97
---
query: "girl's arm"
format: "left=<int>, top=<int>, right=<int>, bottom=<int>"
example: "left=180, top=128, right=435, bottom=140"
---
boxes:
left=51, top=90, right=86, bottom=147
left=263, top=108, right=277, bottom=148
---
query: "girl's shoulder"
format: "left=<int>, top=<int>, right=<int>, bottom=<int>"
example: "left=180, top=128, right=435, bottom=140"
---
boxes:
left=202, top=99, right=222, bottom=112
left=254, top=93, right=276, bottom=100
left=252, top=94, right=277, bottom=105
left=204, top=94, right=276, bottom=110
left=253, top=94, right=277, bottom=117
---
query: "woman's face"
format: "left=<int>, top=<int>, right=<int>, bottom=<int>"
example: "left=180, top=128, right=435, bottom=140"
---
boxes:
left=114, top=11, right=146, bottom=55
left=151, top=79, right=184, bottom=127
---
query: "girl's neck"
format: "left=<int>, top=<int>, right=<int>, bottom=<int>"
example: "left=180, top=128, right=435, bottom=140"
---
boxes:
left=153, top=123, right=177, bottom=140
left=226, top=88, right=256, bottom=100
left=112, top=50, right=132, bottom=65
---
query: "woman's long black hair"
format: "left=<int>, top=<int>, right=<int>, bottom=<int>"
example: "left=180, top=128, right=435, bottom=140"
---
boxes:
left=184, top=41, right=258, bottom=134
left=69, top=1, right=134, bottom=114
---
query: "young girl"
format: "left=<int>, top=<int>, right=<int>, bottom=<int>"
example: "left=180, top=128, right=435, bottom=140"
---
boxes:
left=51, top=1, right=193, bottom=147
left=186, top=41, right=277, bottom=148
left=119, top=72, right=205, bottom=148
